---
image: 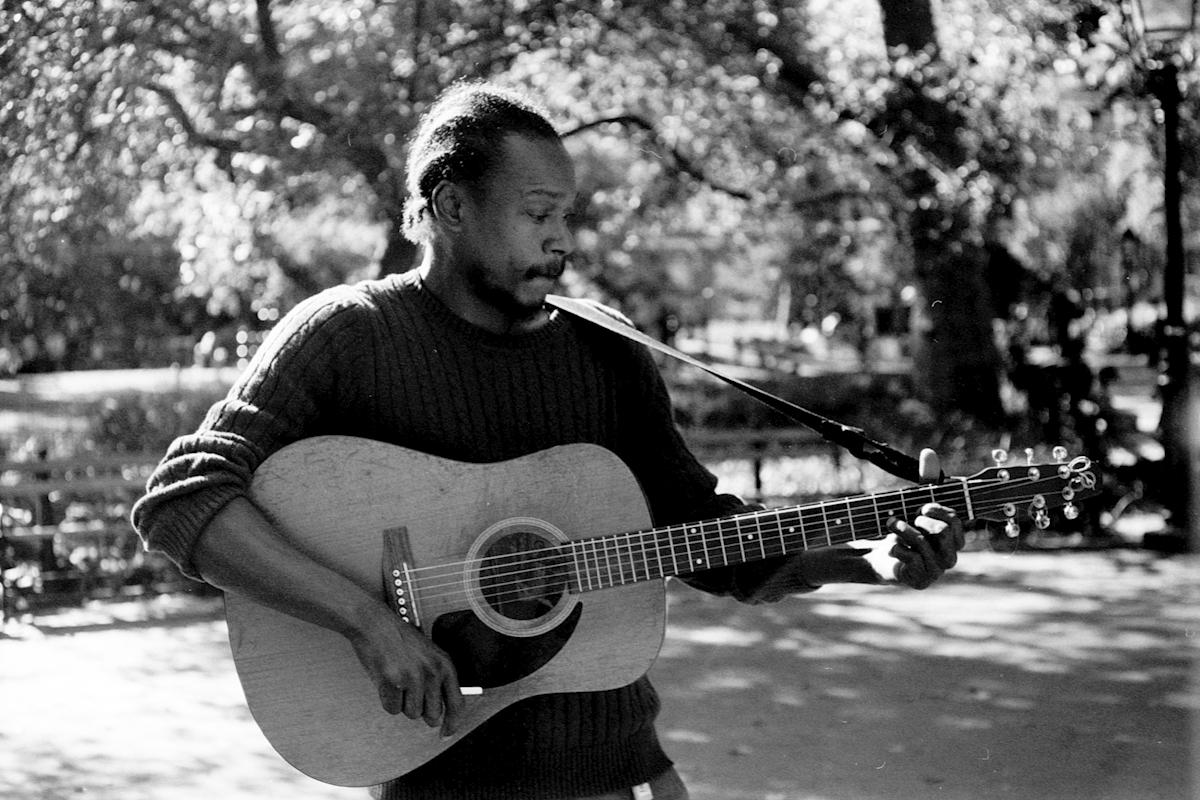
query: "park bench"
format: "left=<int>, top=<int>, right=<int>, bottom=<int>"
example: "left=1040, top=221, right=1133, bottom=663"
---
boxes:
left=0, top=452, right=161, bottom=618
left=682, top=426, right=846, bottom=502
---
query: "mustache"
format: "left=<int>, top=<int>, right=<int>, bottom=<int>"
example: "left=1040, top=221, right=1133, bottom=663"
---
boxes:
left=526, top=260, right=566, bottom=280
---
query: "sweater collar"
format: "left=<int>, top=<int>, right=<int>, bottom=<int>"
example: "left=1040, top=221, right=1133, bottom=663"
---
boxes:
left=394, top=270, right=570, bottom=350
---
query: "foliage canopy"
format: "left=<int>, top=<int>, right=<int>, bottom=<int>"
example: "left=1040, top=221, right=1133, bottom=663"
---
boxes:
left=1, top=0, right=1195, bottom=428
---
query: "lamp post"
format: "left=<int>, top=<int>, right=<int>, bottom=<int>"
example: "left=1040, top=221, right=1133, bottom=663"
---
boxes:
left=1129, top=0, right=1196, bottom=548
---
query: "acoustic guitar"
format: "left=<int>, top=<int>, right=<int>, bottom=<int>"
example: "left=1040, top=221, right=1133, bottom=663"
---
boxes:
left=225, top=435, right=1096, bottom=786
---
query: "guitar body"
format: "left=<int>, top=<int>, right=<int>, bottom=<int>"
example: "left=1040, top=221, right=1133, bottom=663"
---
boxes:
left=226, top=436, right=664, bottom=787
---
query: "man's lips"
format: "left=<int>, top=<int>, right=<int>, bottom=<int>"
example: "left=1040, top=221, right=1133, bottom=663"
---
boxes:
left=525, top=262, right=565, bottom=281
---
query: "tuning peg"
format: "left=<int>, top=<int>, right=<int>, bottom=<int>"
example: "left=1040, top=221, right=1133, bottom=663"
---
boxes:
left=991, top=448, right=1008, bottom=466
left=1004, top=519, right=1020, bottom=538
left=1063, top=503, right=1080, bottom=521
left=1034, top=510, right=1051, bottom=530
left=1052, top=446, right=1068, bottom=462
left=1025, top=448, right=1035, bottom=465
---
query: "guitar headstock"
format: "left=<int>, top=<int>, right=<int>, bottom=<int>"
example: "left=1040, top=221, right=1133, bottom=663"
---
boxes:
left=963, top=446, right=1099, bottom=535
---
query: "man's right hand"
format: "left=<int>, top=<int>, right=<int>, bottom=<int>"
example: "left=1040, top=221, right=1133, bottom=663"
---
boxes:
left=192, top=497, right=467, bottom=738
left=348, top=605, right=466, bottom=738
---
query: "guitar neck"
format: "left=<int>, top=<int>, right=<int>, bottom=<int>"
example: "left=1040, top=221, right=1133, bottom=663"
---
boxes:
left=568, top=480, right=969, bottom=592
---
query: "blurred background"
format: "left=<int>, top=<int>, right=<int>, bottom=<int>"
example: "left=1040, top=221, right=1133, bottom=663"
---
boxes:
left=0, top=2, right=1196, bottom=797
left=2, top=0, right=1196, bottom=599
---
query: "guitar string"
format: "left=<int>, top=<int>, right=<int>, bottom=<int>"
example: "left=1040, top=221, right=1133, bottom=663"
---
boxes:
left=393, top=477, right=1071, bottom=606
left=395, top=475, right=1066, bottom=601
left=395, top=469, right=1072, bottom=593
left=395, top=478, right=960, bottom=589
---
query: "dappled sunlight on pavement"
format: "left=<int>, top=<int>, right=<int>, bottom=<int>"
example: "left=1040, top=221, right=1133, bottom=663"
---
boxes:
left=656, top=550, right=1197, bottom=800
left=0, top=598, right=361, bottom=800
left=0, top=551, right=1194, bottom=799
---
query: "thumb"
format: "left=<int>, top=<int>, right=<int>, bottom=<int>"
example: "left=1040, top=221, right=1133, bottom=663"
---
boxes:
left=918, top=448, right=943, bottom=485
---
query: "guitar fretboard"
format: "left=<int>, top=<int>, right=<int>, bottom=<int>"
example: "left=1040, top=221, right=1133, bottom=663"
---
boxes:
left=567, top=481, right=969, bottom=593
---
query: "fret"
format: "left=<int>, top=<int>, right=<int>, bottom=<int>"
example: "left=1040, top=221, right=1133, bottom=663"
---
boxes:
left=748, top=513, right=768, bottom=563
left=869, top=492, right=888, bottom=539
left=716, top=517, right=730, bottom=567
left=636, top=531, right=650, bottom=583
left=655, top=528, right=666, bottom=579
left=615, top=535, right=628, bottom=585
left=787, top=507, right=808, bottom=551
left=601, top=535, right=615, bottom=588
left=628, top=534, right=638, bottom=585
left=571, top=541, right=586, bottom=593
left=617, top=535, right=629, bottom=584
left=694, top=522, right=710, bottom=570
left=585, top=537, right=598, bottom=589
left=734, top=515, right=747, bottom=564
left=681, top=523, right=695, bottom=573
left=671, top=525, right=684, bottom=575
left=655, top=527, right=670, bottom=580
left=629, top=534, right=641, bottom=584
left=898, top=487, right=912, bottom=531
left=958, top=478, right=975, bottom=520
left=819, top=500, right=832, bottom=547
left=589, top=537, right=603, bottom=589
left=576, top=540, right=590, bottom=592
left=843, top=498, right=857, bottom=541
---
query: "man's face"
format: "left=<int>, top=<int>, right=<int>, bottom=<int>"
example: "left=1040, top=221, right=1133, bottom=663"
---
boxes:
left=455, top=134, right=578, bottom=320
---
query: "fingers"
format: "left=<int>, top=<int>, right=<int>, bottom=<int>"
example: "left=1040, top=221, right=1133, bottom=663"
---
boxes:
left=354, top=612, right=465, bottom=733
left=887, top=503, right=965, bottom=589
left=387, top=658, right=462, bottom=730
left=439, top=672, right=467, bottom=739
left=888, top=517, right=943, bottom=589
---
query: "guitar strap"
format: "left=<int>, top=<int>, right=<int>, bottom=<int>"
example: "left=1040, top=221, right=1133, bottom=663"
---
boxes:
left=546, top=294, right=925, bottom=484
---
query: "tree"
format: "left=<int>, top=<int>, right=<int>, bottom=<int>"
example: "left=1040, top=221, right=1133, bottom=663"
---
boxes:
left=3, top=0, right=1173, bottom=426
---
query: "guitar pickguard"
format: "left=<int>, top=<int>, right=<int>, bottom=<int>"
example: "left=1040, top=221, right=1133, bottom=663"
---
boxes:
left=431, top=603, right=583, bottom=688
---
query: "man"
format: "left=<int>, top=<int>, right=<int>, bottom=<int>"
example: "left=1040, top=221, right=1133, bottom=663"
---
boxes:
left=132, top=81, right=963, bottom=800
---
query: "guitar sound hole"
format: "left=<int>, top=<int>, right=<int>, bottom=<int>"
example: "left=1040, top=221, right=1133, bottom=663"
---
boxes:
left=479, top=531, right=570, bottom=622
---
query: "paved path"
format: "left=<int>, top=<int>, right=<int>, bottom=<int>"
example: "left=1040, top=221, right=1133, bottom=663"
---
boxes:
left=1, top=550, right=1195, bottom=800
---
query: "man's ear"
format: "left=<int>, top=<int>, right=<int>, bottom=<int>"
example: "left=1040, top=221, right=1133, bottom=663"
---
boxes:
left=430, top=180, right=466, bottom=230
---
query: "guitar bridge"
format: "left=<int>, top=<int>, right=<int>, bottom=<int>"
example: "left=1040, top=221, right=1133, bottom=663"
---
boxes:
left=382, top=526, right=421, bottom=629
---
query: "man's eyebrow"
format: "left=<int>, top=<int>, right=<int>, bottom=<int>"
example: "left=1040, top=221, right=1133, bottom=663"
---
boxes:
left=523, top=188, right=577, bottom=204
left=524, top=188, right=570, bottom=198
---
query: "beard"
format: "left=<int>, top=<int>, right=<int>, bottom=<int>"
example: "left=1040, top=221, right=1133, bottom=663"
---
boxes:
left=466, top=258, right=564, bottom=326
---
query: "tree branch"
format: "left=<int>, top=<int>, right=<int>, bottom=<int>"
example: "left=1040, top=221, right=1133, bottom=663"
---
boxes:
left=562, top=113, right=875, bottom=212
left=562, top=113, right=754, bottom=202
left=140, top=81, right=245, bottom=154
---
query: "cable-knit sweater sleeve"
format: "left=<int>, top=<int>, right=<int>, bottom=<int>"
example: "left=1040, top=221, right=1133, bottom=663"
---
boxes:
left=131, top=288, right=372, bottom=579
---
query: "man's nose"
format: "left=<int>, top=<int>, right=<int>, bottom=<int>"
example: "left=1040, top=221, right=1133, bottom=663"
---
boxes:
left=546, top=219, right=575, bottom=257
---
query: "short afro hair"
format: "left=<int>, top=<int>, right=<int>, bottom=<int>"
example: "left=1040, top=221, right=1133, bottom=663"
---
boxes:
left=401, top=81, right=560, bottom=245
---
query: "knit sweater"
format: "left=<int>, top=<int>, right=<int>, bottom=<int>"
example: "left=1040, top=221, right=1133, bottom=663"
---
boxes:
left=132, top=270, right=817, bottom=799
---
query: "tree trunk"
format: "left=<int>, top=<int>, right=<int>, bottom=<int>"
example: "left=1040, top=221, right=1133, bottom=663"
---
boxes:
left=876, top=0, right=939, bottom=54
left=875, top=0, right=1005, bottom=425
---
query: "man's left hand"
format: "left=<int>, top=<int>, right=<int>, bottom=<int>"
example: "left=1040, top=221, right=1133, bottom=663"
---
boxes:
left=882, top=448, right=965, bottom=589
left=885, top=503, right=964, bottom=589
